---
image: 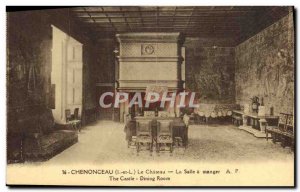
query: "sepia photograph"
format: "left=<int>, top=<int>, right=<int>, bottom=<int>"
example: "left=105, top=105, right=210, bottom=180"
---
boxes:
left=5, top=5, right=295, bottom=187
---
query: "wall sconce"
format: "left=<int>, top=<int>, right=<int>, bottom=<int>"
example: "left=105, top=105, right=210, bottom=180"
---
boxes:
left=113, top=48, right=119, bottom=55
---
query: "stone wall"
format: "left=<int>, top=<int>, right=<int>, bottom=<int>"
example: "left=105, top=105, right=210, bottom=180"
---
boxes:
left=184, top=37, right=236, bottom=104
left=235, top=12, right=294, bottom=114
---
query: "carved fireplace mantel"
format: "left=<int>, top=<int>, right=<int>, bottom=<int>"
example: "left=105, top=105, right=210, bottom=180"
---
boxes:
left=116, top=32, right=185, bottom=92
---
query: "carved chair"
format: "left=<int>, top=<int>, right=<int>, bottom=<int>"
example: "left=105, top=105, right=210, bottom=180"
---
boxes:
left=156, top=120, right=173, bottom=156
left=266, top=113, right=294, bottom=150
left=73, top=108, right=82, bottom=132
left=65, top=109, right=73, bottom=122
left=65, top=108, right=82, bottom=132
left=136, top=120, right=153, bottom=156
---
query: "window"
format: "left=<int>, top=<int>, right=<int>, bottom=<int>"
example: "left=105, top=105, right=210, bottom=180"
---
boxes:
left=51, top=25, right=83, bottom=124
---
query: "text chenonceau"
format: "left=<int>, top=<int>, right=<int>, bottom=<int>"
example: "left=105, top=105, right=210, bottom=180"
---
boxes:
left=69, top=169, right=166, bottom=175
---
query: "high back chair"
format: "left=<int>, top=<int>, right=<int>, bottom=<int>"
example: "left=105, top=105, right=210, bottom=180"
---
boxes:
left=65, top=108, right=82, bottom=132
left=266, top=113, right=287, bottom=142
left=156, top=120, right=173, bottom=156
left=136, top=120, right=153, bottom=156
left=65, top=109, right=72, bottom=123
left=278, top=113, right=288, bottom=131
left=266, top=113, right=294, bottom=151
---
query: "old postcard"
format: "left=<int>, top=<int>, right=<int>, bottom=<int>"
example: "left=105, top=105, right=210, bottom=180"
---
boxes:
left=6, top=6, right=295, bottom=187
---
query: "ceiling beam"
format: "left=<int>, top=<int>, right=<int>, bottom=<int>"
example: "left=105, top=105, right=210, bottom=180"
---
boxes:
left=120, top=7, right=131, bottom=32
left=69, top=6, right=291, bottom=45
left=83, top=7, right=95, bottom=23
left=138, top=7, right=144, bottom=27
left=100, top=7, right=116, bottom=32
left=72, top=9, right=264, bottom=14
left=185, top=6, right=195, bottom=33
left=74, top=14, right=255, bottom=18
left=79, top=18, right=241, bottom=23
left=80, top=22, right=241, bottom=27
left=91, top=28, right=241, bottom=32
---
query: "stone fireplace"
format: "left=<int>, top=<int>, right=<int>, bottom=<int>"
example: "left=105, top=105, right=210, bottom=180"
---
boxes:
left=116, top=33, right=185, bottom=121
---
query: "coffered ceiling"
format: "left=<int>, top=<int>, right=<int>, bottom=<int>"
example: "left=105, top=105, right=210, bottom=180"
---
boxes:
left=70, top=6, right=291, bottom=44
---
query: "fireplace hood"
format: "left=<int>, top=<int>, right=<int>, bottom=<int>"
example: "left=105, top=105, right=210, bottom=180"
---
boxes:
left=116, top=32, right=184, bottom=92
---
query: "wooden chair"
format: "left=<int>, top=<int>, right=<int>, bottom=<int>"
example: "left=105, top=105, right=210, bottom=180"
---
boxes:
left=65, top=109, right=73, bottom=122
left=65, top=108, right=81, bottom=132
left=136, top=120, right=153, bottom=156
left=156, top=120, right=173, bottom=156
left=172, top=119, right=188, bottom=149
left=125, top=118, right=136, bottom=148
left=266, top=113, right=294, bottom=151
left=73, top=108, right=82, bottom=132
left=266, top=113, right=287, bottom=141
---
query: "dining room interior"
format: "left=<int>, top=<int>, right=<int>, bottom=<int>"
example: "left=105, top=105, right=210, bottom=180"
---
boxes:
left=7, top=6, right=294, bottom=164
